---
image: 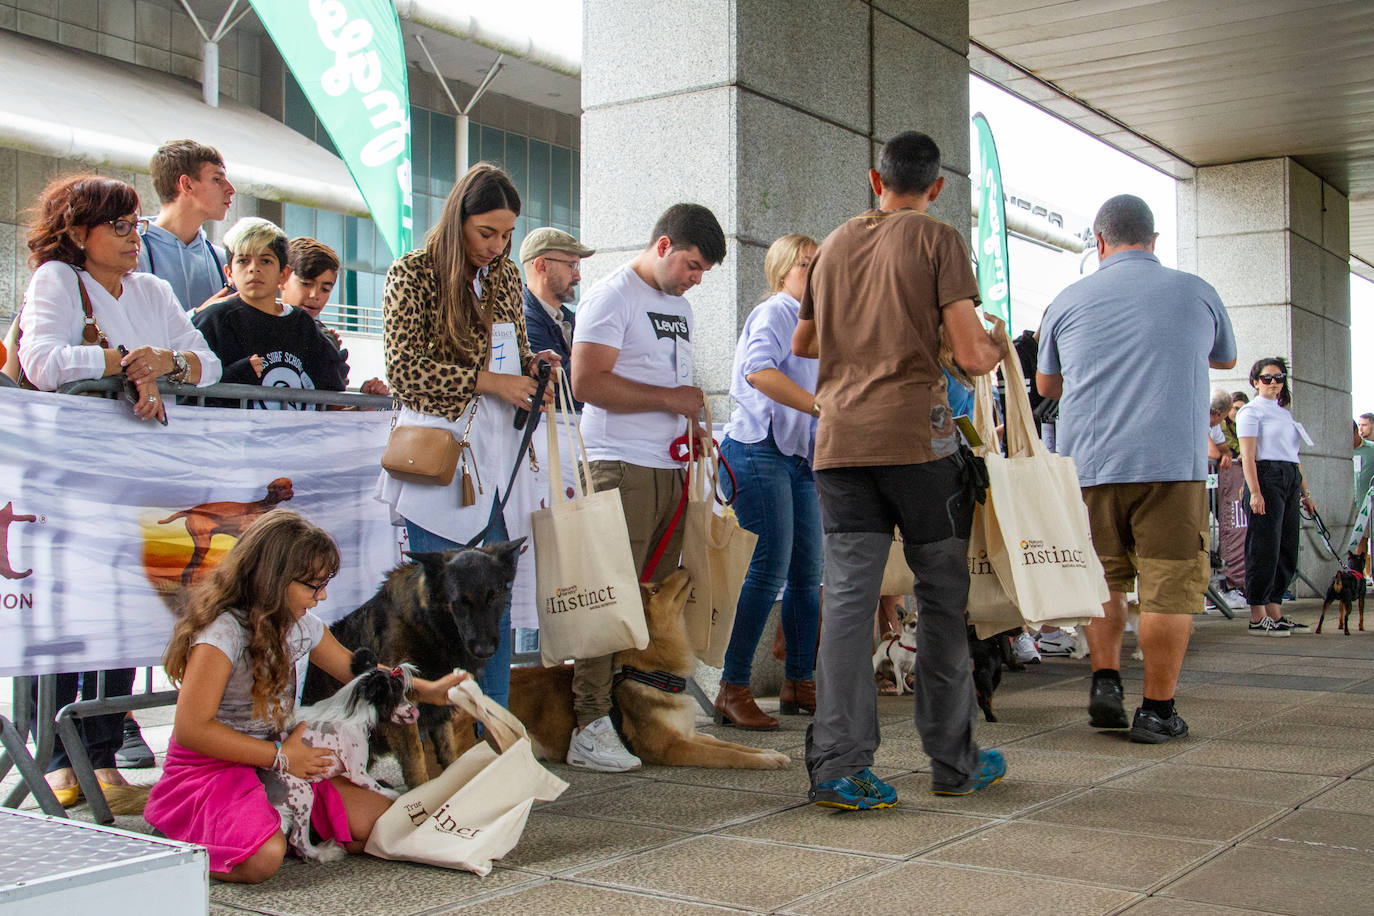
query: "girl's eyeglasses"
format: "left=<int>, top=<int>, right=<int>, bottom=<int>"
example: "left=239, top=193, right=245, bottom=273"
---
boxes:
left=104, top=217, right=151, bottom=237
left=293, top=577, right=333, bottom=599
left=1257, top=373, right=1286, bottom=384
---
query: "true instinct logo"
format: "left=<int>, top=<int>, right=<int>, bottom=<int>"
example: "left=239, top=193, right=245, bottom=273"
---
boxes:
left=427, top=802, right=483, bottom=839
left=968, top=549, right=994, bottom=576
left=1018, top=539, right=1087, bottom=570
left=545, top=582, right=619, bottom=614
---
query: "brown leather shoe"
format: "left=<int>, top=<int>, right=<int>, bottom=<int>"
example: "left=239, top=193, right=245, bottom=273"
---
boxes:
left=713, top=682, right=779, bottom=730
left=779, top=679, right=816, bottom=716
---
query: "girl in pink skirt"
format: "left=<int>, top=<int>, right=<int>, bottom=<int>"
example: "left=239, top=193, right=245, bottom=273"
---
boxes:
left=146, top=510, right=464, bottom=883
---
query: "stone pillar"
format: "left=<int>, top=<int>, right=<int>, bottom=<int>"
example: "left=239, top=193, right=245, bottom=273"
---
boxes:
left=1181, top=158, right=1353, bottom=595
left=580, top=0, right=972, bottom=413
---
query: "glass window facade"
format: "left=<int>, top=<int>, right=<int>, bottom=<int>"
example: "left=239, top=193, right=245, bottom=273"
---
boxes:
left=280, top=72, right=579, bottom=336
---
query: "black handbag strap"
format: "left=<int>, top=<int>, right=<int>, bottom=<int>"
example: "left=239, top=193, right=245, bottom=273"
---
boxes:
left=463, top=361, right=554, bottom=547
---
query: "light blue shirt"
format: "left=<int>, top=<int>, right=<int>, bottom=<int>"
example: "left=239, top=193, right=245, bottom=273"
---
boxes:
left=136, top=222, right=225, bottom=312
left=725, top=291, right=818, bottom=461
left=1038, top=249, right=1235, bottom=486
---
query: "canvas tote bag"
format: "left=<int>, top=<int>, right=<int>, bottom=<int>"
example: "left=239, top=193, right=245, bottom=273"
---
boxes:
left=679, top=405, right=758, bottom=667
left=880, top=531, right=915, bottom=597
left=530, top=371, right=648, bottom=666
left=981, top=327, right=1106, bottom=627
left=966, top=370, right=1027, bottom=637
left=365, top=680, right=568, bottom=875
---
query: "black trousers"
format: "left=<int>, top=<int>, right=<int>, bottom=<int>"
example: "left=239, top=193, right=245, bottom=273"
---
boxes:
left=1242, top=460, right=1301, bottom=606
left=27, top=668, right=136, bottom=772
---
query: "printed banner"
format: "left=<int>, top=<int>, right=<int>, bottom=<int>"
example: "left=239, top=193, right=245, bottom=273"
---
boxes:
left=0, top=389, right=401, bottom=677
left=249, top=0, right=413, bottom=258
left=973, top=112, right=1011, bottom=325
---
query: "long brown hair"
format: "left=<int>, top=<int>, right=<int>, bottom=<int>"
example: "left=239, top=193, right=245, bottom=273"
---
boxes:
left=27, top=175, right=140, bottom=269
left=163, top=510, right=341, bottom=729
left=425, top=162, right=521, bottom=358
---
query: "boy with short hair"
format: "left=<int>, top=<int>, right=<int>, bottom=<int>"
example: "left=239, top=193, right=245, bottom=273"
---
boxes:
left=193, top=218, right=347, bottom=409
left=283, top=237, right=388, bottom=396
left=138, top=139, right=235, bottom=311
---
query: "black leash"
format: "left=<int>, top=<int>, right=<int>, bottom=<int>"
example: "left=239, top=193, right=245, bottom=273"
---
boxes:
left=463, top=360, right=553, bottom=547
left=1301, top=504, right=1353, bottom=574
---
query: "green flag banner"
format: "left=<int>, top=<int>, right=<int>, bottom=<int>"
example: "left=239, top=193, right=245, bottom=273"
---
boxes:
left=249, top=0, right=413, bottom=257
left=973, top=112, right=1010, bottom=325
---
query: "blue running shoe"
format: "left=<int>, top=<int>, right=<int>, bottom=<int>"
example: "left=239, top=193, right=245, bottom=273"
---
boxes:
left=931, top=749, right=1006, bottom=796
left=810, top=767, right=898, bottom=810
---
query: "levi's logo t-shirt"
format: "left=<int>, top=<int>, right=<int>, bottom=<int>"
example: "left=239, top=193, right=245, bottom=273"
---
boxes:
left=574, top=265, right=694, bottom=469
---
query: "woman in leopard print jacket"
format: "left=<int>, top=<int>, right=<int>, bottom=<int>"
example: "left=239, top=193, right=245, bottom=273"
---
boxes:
left=375, top=163, right=560, bottom=706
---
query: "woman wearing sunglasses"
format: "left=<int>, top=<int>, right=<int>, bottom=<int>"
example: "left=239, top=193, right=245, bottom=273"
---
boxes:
left=1236, top=357, right=1314, bottom=636
left=13, top=175, right=220, bottom=419
left=11, top=175, right=220, bottom=806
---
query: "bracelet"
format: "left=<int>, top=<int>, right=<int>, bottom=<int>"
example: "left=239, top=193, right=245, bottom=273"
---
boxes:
left=271, top=739, right=289, bottom=775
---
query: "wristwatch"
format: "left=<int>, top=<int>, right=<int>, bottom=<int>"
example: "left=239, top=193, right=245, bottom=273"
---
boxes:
left=811, top=401, right=821, bottom=418
left=167, top=349, right=190, bottom=384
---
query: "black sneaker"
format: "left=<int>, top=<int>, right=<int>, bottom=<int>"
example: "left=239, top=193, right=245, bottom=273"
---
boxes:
left=1277, top=615, right=1308, bottom=631
left=1129, top=707, right=1188, bottom=744
left=1088, top=678, right=1128, bottom=728
left=1248, top=617, right=1290, bottom=637
left=115, top=717, right=155, bottom=769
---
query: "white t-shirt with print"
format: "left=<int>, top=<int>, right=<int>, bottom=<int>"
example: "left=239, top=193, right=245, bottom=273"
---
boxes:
left=573, top=264, right=693, bottom=469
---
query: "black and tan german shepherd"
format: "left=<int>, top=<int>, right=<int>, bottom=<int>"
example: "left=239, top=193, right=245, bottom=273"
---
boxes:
left=301, top=539, right=525, bottom=788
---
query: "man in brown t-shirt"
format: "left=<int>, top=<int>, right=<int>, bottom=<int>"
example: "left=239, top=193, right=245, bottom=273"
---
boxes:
left=793, top=131, right=1004, bottom=809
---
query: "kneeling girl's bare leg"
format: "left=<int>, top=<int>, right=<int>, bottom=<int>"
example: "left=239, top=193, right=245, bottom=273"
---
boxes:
left=213, top=832, right=286, bottom=884
left=330, top=776, right=393, bottom=853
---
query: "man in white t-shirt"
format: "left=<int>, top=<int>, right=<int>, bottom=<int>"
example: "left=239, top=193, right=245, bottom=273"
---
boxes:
left=567, top=203, right=727, bottom=772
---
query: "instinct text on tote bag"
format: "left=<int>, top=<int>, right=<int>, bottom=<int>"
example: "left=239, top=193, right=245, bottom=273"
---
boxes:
left=530, top=370, right=647, bottom=666
left=364, top=679, right=568, bottom=875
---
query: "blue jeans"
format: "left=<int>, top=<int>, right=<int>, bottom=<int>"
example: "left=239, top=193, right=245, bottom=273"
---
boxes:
left=404, top=500, right=512, bottom=707
left=719, top=435, right=822, bottom=684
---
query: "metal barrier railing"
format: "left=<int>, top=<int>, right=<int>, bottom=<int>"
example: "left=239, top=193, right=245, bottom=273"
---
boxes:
left=3, top=380, right=392, bottom=823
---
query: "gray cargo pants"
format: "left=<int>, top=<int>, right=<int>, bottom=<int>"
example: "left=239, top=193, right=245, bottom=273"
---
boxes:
left=806, top=453, right=981, bottom=792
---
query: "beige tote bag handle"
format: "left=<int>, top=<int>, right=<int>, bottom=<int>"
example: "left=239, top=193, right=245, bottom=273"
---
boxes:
left=543, top=367, right=593, bottom=505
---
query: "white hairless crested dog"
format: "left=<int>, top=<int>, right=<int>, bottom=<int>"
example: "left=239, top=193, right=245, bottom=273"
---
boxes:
left=261, top=650, right=417, bottom=862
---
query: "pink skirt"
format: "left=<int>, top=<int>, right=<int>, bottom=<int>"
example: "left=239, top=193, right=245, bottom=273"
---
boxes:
left=145, top=738, right=351, bottom=873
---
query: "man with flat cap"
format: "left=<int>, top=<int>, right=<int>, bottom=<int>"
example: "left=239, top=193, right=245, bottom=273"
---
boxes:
left=521, top=227, right=595, bottom=410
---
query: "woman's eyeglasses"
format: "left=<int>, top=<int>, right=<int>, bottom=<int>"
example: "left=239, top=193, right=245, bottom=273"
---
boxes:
left=1257, top=373, right=1286, bottom=384
left=105, top=217, right=151, bottom=238
left=293, top=577, right=333, bottom=599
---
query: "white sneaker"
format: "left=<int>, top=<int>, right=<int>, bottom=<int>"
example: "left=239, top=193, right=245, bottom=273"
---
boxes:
left=1222, top=588, right=1247, bottom=609
left=1036, top=628, right=1077, bottom=657
left=566, top=715, right=642, bottom=772
left=1012, top=631, right=1042, bottom=664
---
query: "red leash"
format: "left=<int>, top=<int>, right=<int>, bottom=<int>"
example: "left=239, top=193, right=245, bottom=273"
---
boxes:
left=639, top=431, right=738, bottom=583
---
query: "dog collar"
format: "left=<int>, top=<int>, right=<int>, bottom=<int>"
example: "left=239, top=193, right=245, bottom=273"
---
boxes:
left=883, top=634, right=918, bottom=654
left=614, top=665, right=687, bottom=694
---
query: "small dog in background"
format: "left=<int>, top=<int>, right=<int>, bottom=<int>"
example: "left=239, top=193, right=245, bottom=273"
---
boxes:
left=968, top=626, right=1021, bottom=722
left=873, top=607, right=919, bottom=694
left=1317, top=556, right=1366, bottom=635
left=262, top=648, right=418, bottom=863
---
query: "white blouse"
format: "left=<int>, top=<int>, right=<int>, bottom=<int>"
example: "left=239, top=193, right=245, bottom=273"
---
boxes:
left=17, top=261, right=221, bottom=392
left=1236, top=396, right=1303, bottom=464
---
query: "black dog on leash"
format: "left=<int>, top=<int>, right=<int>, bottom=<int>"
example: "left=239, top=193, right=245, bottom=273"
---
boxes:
left=301, top=540, right=525, bottom=788
left=1316, top=553, right=1366, bottom=635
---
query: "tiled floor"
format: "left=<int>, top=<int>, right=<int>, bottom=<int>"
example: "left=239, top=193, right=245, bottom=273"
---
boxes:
left=7, top=599, right=1374, bottom=915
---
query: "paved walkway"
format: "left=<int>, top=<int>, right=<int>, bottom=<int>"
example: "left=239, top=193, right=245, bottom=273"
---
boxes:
left=7, top=599, right=1374, bottom=915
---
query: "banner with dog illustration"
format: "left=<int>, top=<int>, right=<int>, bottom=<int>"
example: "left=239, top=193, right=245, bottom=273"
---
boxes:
left=0, top=388, right=400, bottom=676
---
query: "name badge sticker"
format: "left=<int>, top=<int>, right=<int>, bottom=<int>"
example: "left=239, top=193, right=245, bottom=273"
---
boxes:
left=675, top=338, right=693, bottom=385
left=489, top=323, right=518, bottom=375
left=1295, top=422, right=1314, bottom=446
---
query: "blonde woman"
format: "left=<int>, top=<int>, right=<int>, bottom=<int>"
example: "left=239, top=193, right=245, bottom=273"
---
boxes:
left=714, top=234, right=821, bottom=729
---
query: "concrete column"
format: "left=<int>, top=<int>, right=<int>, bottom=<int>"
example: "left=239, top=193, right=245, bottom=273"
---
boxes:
left=580, top=0, right=971, bottom=414
left=1181, top=158, right=1353, bottom=594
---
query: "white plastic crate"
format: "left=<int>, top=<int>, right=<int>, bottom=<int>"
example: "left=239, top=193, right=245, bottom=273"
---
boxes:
left=0, top=808, right=206, bottom=915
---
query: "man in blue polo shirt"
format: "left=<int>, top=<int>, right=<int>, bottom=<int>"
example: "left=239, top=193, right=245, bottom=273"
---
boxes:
left=1038, top=194, right=1235, bottom=744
